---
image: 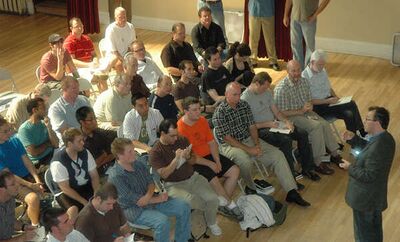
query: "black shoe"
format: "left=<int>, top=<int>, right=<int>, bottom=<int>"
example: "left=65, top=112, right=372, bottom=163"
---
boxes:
left=286, top=190, right=310, bottom=207
left=272, top=202, right=287, bottom=226
left=269, top=63, right=281, bottom=71
left=331, top=155, right=344, bottom=167
left=302, top=170, right=321, bottom=181
left=315, top=163, right=334, bottom=175
left=296, top=182, right=305, bottom=191
left=245, top=186, right=257, bottom=195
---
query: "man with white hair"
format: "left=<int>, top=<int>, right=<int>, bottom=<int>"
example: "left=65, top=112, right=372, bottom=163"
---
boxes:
left=302, top=49, right=366, bottom=137
left=123, top=54, right=150, bottom=98
left=93, top=74, right=132, bottom=131
left=105, top=7, right=136, bottom=72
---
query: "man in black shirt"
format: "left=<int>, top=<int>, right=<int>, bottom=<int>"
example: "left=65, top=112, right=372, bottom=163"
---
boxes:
left=149, top=76, right=179, bottom=121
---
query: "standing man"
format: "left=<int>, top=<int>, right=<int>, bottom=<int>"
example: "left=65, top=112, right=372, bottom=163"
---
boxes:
left=340, top=107, right=395, bottom=242
left=283, top=0, right=331, bottom=69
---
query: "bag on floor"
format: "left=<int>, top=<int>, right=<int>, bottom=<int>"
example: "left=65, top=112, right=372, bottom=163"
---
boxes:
left=191, top=209, right=209, bottom=241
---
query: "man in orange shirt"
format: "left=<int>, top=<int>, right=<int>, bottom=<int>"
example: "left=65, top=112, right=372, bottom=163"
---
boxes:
left=177, top=97, right=243, bottom=221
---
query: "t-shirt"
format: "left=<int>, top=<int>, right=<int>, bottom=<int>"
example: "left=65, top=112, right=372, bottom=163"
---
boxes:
left=172, top=80, right=200, bottom=100
left=18, top=120, right=53, bottom=163
left=241, top=88, right=275, bottom=123
left=148, top=93, right=179, bottom=120
left=0, top=135, right=29, bottom=177
left=130, top=75, right=150, bottom=98
left=75, top=201, right=127, bottom=242
left=93, top=87, right=132, bottom=124
left=248, top=0, right=275, bottom=17
left=83, top=128, right=117, bottom=161
left=40, top=50, right=73, bottom=83
left=177, top=116, right=213, bottom=157
left=149, top=137, right=194, bottom=182
left=0, top=198, right=15, bottom=240
left=50, top=149, right=96, bottom=186
left=201, top=66, right=232, bottom=97
left=5, top=94, right=31, bottom=129
left=63, top=34, right=94, bottom=62
left=105, top=22, right=136, bottom=56
left=46, top=230, right=89, bottom=242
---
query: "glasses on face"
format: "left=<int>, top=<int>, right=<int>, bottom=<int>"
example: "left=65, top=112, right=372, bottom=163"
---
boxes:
left=133, top=48, right=145, bottom=53
left=84, top=118, right=95, bottom=122
left=365, top=117, right=376, bottom=122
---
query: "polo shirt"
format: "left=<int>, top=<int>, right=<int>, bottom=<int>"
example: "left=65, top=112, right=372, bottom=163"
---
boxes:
left=0, top=135, right=29, bottom=177
left=137, top=57, right=163, bottom=88
left=161, top=40, right=200, bottom=69
left=63, top=33, right=94, bottom=62
left=273, top=76, right=312, bottom=111
left=302, top=66, right=332, bottom=100
left=5, top=93, right=31, bottom=129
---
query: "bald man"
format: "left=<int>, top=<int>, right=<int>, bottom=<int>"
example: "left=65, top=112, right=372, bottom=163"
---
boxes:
left=212, top=82, right=310, bottom=207
left=274, top=60, right=342, bottom=175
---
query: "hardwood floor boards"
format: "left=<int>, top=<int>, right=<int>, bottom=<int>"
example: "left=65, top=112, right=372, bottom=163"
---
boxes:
left=1, top=13, right=400, bottom=242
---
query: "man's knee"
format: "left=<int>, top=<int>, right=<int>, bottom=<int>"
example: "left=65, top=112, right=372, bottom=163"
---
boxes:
left=24, top=192, right=40, bottom=206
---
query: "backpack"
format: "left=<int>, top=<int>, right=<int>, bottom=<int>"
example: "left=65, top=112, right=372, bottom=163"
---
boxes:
left=236, top=194, right=275, bottom=238
left=191, top=209, right=209, bottom=241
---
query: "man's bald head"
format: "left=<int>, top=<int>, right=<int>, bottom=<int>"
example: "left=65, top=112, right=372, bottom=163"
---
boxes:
left=225, top=82, right=241, bottom=106
left=287, top=60, right=302, bottom=82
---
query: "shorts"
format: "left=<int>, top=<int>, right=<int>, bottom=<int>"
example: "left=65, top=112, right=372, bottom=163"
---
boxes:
left=193, top=154, right=236, bottom=182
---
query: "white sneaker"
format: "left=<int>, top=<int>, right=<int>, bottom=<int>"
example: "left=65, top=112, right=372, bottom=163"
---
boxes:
left=208, top=223, right=222, bottom=236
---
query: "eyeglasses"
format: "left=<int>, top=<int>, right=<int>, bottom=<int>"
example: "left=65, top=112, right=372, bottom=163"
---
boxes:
left=365, top=117, right=376, bottom=122
left=83, top=118, right=96, bottom=122
left=133, top=48, right=145, bottom=52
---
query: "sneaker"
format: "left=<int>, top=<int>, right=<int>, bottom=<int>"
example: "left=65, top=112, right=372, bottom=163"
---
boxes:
left=273, top=202, right=288, bottom=226
left=218, top=206, right=244, bottom=222
left=294, top=172, right=304, bottom=180
left=230, top=206, right=244, bottom=222
left=269, top=63, right=281, bottom=71
left=208, top=224, right=222, bottom=236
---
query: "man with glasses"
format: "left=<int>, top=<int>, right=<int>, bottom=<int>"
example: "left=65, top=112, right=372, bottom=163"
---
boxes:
left=340, top=106, right=395, bottom=242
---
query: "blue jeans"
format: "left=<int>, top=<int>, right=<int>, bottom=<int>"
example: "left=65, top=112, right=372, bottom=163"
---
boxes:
left=290, top=19, right=316, bottom=69
left=134, top=198, right=191, bottom=242
left=353, top=209, right=383, bottom=242
left=197, top=0, right=227, bottom=41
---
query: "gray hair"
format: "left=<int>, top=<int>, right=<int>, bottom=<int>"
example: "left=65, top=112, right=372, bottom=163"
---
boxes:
left=123, top=53, right=137, bottom=68
left=114, top=7, right=125, bottom=18
left=111, top=74, right=127, bottom=87
left=310, top=49, right=327, bottom=62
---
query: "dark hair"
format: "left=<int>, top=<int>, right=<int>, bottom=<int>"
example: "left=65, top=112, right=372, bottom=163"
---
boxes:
left=69, top=17, right=82, bottom=28
left=204, top=46, right=219, bottom=61
left=227, top=42, right=251, bottom=60
left=0, top=116, right=8, bottom=127
left=172, top=22, right=185, bottom=32
left=0, top=170, right=14, bottom=188
left=368, top=106, right=390, bottom=129
left=252, top=72, right=272, bottom=85
left=182, top=97, right=200, bottom=111
left=131, top=93, right=148, bottom=106
left=76, top=106, right=94, bottom=125
left=26, top=97, right=44, bottom=116
left=94, top=182, right=118, bottom=201
left=40, top=207, right=66, bottom=233
left=178, top=60, right=193, bottom=70
left=159, top=119, right=177, bottom=135
left=198, top=6, right=211, bottom=17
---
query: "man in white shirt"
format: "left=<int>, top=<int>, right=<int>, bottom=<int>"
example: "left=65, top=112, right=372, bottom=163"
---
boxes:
left=41, top=207, right=89, bottom=242
left=105, top=7, right=136, bottom=72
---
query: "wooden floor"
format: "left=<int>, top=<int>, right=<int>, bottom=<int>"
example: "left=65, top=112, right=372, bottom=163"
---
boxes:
left=1, top=13, right=400, bottom=242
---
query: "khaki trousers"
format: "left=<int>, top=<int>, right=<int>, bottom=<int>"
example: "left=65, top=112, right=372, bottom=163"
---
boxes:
left=249, top=16, right=278, bottom=64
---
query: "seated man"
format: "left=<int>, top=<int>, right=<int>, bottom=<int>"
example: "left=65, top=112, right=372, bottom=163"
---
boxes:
left=212, top=82, right=310, bottom=206
left=149, top=119, right=222, bottom=236
left=76, top=106, right=117, bottom=176
left=6, top=83, right=51, bottom=130
left=149, top=75, right=179, bottom=121
left=191, top=6, right=227, bottom=60
left=41, top=207, right=89, bottom=242
left=93, top=74, right=132, bottom=131
left=0, top=117, right=44, bottom=227
left=75, top=183, right=132, bottom=242
left=122, top=93, right=164, bottom=152
left=302, top=49, right=366, bottom=136
left=0, top=170, right=37, bottom=242
left=105, top=7, right=136, bottom=72
left=108, top=138, right=191, bottom=242
left=123, top=54, right=150, bottom=97
left=241, top=72, right=320, bottom=181
left=274, top=60, right=343, bottom=173
left=48, top=76, right=91, bottom=145
left=161, top=23, right=202, bottom=80
left=49, top=128, right=100, bottom=215
left=177, top=97, right=243, bottom=221
left=18, top=98, right=59, bottom=168
left=172, top=60, right=201, bottom=113
left=63, top=17, right=108, bottom=92
left=131, top=40, right=163, bottom=89
left=201, top=47, right=233, bottom=105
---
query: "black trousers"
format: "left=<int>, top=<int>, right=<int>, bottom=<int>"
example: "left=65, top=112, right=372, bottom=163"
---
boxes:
left=313, top=100, right=364, bottom=132
left=353, top=209, right=383, bottom=242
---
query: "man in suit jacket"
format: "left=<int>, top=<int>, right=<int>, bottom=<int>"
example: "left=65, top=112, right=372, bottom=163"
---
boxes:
left=340, top=106, right=396, bottom=242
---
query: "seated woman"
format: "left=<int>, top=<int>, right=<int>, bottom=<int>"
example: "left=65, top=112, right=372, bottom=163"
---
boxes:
left=224, top=42, right=255, bottom=88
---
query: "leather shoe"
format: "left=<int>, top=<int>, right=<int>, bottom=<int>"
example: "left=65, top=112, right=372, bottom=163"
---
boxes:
left=302, top=170, right=321, bottom=181
left=315, top=163, right=334, bottom=175
left=331, top=155, right=344, bottom=167
left=245, top=186, right=257, bottom=195
left=270, top=63, right=281, bottom=71
left=286, top=190, right=310, bottom=207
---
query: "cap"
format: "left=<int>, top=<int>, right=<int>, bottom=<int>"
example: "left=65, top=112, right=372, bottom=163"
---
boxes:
left=48, top=33, right=63, bottom=43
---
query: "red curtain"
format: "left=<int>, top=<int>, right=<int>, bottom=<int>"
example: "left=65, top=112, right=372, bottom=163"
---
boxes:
left=67, top=0, right=100, bottom=34
left=243, top=0, right=292, bottom=61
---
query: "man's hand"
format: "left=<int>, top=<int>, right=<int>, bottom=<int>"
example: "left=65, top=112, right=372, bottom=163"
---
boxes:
left=30, top=182, right=45, bottom=194
left=342, top=130, right=355, bottom=141
left=302, top=102, right=313, bottom=113
left=43, top=117, right=52, bottom=129
left=283, top=15, right=289, bottom=27
left=339, top=159, right=351, bottom=170
left=198, top=65, right=205, bottom=73
left=269, top=121, right=280, bottom=128
left=247, top=145, right=262, bottom=157
left=136, top=194, right=151, bottom=207
left=208, top=162, right=221, bottom=174
left=326, top=96, right=339, bottom=104
left=285, top=120, right=295, bottom=132
left=159, top=192, right=168, bottom=203
left=307, top=13, right=317, bottom=23
left=175, top=148, right=183, bottom=161
left=182, top=146, right=191, bottom=160
left=56, top=47, right=65, bottom=62
left=23, top=227, right=37, bottom=241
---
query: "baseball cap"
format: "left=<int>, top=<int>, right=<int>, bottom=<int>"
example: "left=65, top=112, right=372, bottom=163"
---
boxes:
left=48, top=33, right=63, bottom=43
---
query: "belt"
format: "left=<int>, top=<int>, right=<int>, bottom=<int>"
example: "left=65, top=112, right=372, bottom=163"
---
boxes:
left=201, top=0, right=220, bottom=3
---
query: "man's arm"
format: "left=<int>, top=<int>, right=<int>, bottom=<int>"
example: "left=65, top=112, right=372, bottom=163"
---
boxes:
left=89, top=169, right=100, bottom=192
left=207, top=89, right=225, bottom=103
left=166, top=67, right=182, bottom=77
left=283, top=0, right=293, bottom=27
left=21, top=155, right=41, bottom=183
left=58, top=181, right=88, bottom=205
left=156, top=151, right=180, bottom=180
left=44, top=118, right=59, bottom=148
left=308, top=0, right=331, bottom=22
left=45, top=47, right=65, bottom=81
left=223, top=135, right=255, bottom=155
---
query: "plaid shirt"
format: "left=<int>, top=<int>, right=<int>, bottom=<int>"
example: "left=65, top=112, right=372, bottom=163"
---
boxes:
left=212, top=100, right=255, bottom=144
left=274, top=76, right=312, bottom=111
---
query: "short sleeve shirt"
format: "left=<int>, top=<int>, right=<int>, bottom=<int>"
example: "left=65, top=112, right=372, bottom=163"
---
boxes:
left=291, top=0, right=320, bottom=22
left=160, top=40, right=199, bottom=69
left=40, top=50, right=72, bottom=83
left=63, top=34, right=94, bottom=62
left=148, top=93, right=179, bottom=120
left=18, top=120, right=52, bottom=163
left=83, top=128, right=117, bottom=160
left=172, top=80, right=200, bottom=100
left=248, top=0, right=275, bottom=17
left=302, top=66, right=332, bottom=100
left=0, top=135, right=29, bottom=177
left=273, top=76, right=312, bottom=111
left=241, top=88, right=275, bottom=123
left=0, top=198, right=15, bottom=240
left=201, top=67, right=232, bottom=96
left=93, top=87, right=132, bottom=124
left=5, top=94, right=31, bottom=129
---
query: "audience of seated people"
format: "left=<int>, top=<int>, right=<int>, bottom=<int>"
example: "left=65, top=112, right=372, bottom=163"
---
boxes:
left=224, top=42, right=255, bottom=88
left=149, top=75, right=179, bottom=121
left=122, top=93, right=163, bottom=152
left=76, top=106, right=117, bottom=177
left=93, top=74, right=132, bottom=131
left=108, top=138, right=191, bottom=242
left=123, top=53, right=151, bottom=98
left=131, top=40, right=163, bottom=89
left=161, top=22, right=203, bottom=80
left=6, top=83, right=51, bottom=130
